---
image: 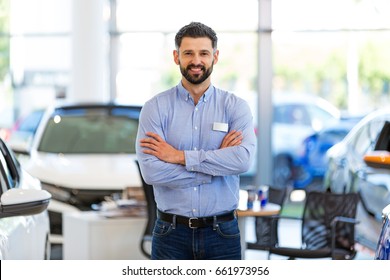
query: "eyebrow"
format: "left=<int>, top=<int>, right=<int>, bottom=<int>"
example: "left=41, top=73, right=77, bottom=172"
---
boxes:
left=181, top=49, right=212, bottom=54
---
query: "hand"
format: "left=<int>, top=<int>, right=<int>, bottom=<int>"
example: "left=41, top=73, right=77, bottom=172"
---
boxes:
left=219, top=130, right=243, bottom=149
left=140, top=132, right=185, bottom=165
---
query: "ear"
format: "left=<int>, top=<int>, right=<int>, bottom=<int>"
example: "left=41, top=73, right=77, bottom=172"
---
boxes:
left=173, top=50, right=179, bottom=65
left=213, top=50, right=219, bottom=65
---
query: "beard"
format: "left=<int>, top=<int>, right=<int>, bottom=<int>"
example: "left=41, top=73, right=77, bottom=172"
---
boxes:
left=179, top=62, right=214, bottom=85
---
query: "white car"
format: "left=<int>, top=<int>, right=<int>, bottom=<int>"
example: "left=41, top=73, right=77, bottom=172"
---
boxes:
left=15, top=102, right=143, bottom=244
left=324, top=108, right=390, bottom=250
left=0, top=138, right=51, bottom=259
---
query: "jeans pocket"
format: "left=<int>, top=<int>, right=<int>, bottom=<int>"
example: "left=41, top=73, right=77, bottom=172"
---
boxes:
left=153, top=219, right=173, bottom=237
left=216, top=219, right=240, bottom=239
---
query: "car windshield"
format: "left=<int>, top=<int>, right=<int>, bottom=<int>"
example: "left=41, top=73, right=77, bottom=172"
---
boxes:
left=37, top=107, right=139, bottom=154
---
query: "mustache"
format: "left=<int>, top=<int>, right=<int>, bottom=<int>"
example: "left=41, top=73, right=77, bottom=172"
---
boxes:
left=187, top=64, right=205, bottom=71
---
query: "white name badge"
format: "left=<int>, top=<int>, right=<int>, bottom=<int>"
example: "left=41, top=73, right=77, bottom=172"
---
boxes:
left=213, top=122, right=228, bottom=132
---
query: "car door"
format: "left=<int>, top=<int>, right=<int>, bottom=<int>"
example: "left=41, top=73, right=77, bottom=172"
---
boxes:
left=0, top=139, right=49, bottom=259
left=358, top=120, right=390, bottom=219
left=325, top=120, right=373, bottom=194
left=0, top=140, right=21, bottom=259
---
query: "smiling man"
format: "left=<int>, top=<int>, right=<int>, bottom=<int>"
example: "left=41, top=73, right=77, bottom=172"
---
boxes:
left=136, top=22, right=256, bottom=260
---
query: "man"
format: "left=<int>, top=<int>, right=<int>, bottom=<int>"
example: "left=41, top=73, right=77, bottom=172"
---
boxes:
left=136, top=22, right=256, bottom=260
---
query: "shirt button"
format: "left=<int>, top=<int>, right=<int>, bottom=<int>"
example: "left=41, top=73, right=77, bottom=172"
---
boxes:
left=195, top=108, right=198, bottom=111
left=193, top=147, right=197, bottom=151
left=194, top=187, right=197, bottom=191
left=194, top=126, right=198, bottom=130
left=192, top=209, right=197, bottom=213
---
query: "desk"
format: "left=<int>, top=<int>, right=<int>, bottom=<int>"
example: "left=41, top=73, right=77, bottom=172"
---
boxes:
left=63, top=211, right=148, bottom=260
left=237, top=203, right=281, bottom=259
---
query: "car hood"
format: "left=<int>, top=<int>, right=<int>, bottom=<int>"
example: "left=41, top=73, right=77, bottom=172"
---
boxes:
left=24, top=152, right=142, bottom=190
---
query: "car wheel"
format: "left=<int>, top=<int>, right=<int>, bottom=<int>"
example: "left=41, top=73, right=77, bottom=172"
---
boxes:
left=273, top=155, right=293, bottom=189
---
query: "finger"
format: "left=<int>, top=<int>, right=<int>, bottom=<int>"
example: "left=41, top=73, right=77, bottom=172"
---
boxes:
left=225, top=132, right=242, bottom=144
left=142, top=149, right=157, bottom=156
left=140, top=137, right=160, bottom=146
left=140, top=142, right=156, bottom=149
left=227, top=134, right=243, bottom=146
left=145, top=132, right=163, bottom=142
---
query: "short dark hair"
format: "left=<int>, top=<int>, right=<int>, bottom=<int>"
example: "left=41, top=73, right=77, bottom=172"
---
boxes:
left=175, top=22, right=218, bottom=51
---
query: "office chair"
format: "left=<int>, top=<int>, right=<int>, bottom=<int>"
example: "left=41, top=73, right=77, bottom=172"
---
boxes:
left=268, top=191, right=359, bottom=260
left=246, top=186, right=287, bottom=259
left=135, top=160, right=157, bottom=259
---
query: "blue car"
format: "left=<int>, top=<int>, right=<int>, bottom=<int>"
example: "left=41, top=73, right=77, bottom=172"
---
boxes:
left=293, top=117, right=361, bottom=189
left=375, top=204, right=390, bottom=260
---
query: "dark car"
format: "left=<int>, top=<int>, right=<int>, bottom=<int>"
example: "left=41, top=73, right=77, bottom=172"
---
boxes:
left=375, top=203, right=390, bottom=260
left=324, top=108, right=390, bottom=250
left=294, top=116, right=362, bottom=190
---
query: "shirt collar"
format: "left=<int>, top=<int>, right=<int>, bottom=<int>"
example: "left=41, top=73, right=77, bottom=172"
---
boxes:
left=178, top=82, right=214, bottom=103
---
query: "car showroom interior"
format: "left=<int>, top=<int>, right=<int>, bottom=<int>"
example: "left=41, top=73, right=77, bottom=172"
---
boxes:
left=0, top=0, right=390, bottom=269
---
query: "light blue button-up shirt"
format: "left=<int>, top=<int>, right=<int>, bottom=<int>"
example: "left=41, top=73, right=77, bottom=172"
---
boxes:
left=136, top=82, right=256, bottom=217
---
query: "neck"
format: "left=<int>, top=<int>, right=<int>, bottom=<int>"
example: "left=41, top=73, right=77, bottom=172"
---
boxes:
left=182, top=78, right=211, bottom=105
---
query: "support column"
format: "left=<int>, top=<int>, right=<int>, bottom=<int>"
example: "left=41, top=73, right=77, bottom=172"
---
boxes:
left=256, top=0, right=273, bottom=186
left=68, top=0, right=108, bottom=102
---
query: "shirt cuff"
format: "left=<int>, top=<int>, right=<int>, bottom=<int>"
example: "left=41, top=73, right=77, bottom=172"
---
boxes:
left=185, top=150, right=212, bottom=184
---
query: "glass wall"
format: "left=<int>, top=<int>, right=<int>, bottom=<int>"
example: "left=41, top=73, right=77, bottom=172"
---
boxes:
left=2, top=0, right=390, bottom=119
left=113, top=0, right=258, bottom=105
left=272, top=0, right=390, bottom=114
left=1, top=0, right=390, bottom=132
left=4, top=0, right=71, bottom=125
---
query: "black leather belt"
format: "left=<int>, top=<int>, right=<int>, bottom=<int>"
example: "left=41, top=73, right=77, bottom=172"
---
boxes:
left=157, top=210, right=236, bottom=229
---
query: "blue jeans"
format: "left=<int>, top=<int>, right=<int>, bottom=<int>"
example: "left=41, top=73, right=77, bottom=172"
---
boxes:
left=151, top=217, right=241, bottom=260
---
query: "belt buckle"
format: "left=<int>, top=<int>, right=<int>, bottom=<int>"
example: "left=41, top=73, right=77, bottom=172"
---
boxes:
left=188, top=217, right=198, bottom=229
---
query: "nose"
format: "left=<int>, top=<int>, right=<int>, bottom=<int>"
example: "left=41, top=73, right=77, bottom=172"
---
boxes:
left=191, top=53, right=202, bottom=64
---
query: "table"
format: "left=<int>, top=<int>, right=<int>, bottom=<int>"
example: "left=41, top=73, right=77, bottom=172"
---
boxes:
left=63, top=211, right=148, bottom=260
left=237, top=203, right=281, bottom=259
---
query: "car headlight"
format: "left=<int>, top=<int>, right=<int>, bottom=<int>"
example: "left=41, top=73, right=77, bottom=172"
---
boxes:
left=41, top=182, right=72, bottom=202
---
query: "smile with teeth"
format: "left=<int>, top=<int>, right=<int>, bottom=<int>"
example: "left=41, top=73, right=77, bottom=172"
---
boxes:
left=189, top=66, right=203, bottom=74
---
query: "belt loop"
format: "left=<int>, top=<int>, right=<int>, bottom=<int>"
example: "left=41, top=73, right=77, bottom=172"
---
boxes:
left=172, top=214, right=177, bottom=229
left=212, top=215, right=218, bottom=230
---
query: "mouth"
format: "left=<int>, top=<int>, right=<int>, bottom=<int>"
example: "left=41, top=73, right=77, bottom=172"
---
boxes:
left=188, top=65, right=204, bottom=75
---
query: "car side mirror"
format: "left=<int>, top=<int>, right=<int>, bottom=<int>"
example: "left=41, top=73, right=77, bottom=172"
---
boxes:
left=0, top=188, right=51, bottom=218
left=363, top=151, right=390, bottom=170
